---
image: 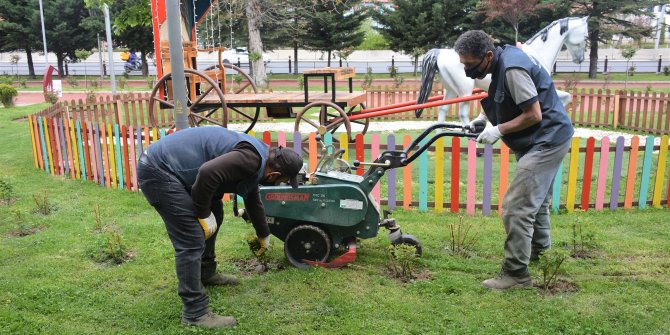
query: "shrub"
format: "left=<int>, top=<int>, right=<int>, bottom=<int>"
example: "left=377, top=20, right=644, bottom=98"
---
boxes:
left=44, top=92, right=58, bottom=104
left=33, top=190, right=52, bottom=215
left=0, top=84, right=18, bottom=107
left=664, top=66, right=670, bottom=76
left=90, top=228, right=131, bottom=264
left=361, top=67, right=373, bottom=89
left=537, top=248, right=569, bottom=293
left=18, top=78, right=27, bottom=88
left=387, top=243, right=419, bottom=281
left=66, top=77, right=79, bottom=88
left=446, top=216, right=480, bottom=257
left=117, top=76, right=127, bottom=89
left=145, top=76, right=155, bottom=89
left=0, top=178, right=15, bottom=204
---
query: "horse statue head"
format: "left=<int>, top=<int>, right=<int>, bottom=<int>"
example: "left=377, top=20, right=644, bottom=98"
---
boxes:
left=525, top=16, right=589, bottom=69
left=563, top=16, right=589, bottom=64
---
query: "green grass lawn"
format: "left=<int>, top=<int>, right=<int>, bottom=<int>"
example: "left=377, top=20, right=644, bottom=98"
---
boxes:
left=2, top=104, right=670, bottom=334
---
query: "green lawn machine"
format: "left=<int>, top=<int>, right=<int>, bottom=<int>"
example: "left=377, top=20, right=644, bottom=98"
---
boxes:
left=237, top=123, right=479, bottom=268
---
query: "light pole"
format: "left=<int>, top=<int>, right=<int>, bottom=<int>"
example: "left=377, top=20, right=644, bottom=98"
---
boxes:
left=103, top=4, right=116, bottom=95
left=38, top=0, right=48, bottom=66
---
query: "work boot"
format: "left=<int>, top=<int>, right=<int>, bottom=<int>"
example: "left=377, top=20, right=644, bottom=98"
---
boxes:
left=202, top=273, right=240, bottom=286
left=482, top=269, right=533, bottom=290
left=182, top=312, right=237, bottom=329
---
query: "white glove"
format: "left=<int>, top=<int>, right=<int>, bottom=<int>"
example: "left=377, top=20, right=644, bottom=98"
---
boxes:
left=197, top=213, right=218, bottom=240
left=476, top=124, right=502, bottom=144
left=468, top=113, right=488, bottom=133
left=256, top=235, right=271, bottom=257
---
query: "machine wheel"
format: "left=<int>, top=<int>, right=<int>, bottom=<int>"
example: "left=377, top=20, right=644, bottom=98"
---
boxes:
left=391, top=234, right=423, bottom=257
left=284, top=225, right=331, bottom=269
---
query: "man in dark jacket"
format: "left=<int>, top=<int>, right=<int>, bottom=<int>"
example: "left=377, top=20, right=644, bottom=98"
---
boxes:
left=137, top=127, right=303, bottom=328
left=454, top=30, right=574, bottom=290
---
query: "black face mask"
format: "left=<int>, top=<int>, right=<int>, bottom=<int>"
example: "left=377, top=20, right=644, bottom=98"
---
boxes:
left=465, top=56, right=488, bottom=80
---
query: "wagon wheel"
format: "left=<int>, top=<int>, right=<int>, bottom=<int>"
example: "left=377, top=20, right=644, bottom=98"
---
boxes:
left=147, top=68, right=257, bottom=133
left=148, top=69, right=226, bottom=129
left=284, top=225, right=331, bottom=269
left=219, top=63, right=261, bottom=133
left=343, top=102, right=369, bottom=137
left=293, top=101, right=353, bottom=144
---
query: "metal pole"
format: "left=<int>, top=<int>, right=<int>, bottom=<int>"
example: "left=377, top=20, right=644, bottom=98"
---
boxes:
left=165, top=0, right=190, bottom=129
left=103, top=4, right=116, bottom=95
left=38, top=0, right=48, bottom=67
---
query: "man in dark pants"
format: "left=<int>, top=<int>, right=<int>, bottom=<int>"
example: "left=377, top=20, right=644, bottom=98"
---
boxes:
left=454, top=30, right=574, bottom=290
left=136, top=127, right=303, bottom=328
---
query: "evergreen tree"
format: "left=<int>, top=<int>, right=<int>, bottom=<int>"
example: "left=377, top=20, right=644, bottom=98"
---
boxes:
left=43, top=0, right=101, bottom=76
left=0, top=0, right=41, bottom=78
left=371, top=0, right=468, bottom=74
left=303, top=0, right=366, bottom=67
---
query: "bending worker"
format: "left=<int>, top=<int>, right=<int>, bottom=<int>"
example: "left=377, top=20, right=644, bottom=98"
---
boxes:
left=454, top=30, right=574, bottom=290
left=137, top=127, right=303, bottom=328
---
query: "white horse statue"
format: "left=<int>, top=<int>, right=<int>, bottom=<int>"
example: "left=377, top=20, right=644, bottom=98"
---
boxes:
left=415, top=16, right=589, bottom=124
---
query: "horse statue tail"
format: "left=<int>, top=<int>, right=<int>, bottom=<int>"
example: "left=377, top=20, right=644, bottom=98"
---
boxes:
left=415, top=49, right=440, bottom=118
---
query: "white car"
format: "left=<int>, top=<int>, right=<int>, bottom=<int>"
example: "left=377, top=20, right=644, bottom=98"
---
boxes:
left=221, top=47, right=271, bottom=65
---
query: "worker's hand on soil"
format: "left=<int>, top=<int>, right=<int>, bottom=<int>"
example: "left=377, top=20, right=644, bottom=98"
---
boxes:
left=198, top=213, right=218, bottom=240
left=476, top=124, right=502, bottom=144
left=256, top=235, right=271, bottom=257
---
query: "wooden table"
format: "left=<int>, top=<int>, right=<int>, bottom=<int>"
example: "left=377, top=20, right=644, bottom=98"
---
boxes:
left=302, top=67, right=356, bottom=104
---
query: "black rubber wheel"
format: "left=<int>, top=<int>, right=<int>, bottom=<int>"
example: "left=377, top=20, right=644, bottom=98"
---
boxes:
left=284, top=225, right=331, bottom=269
left=392, top=234, right=423, bottom=257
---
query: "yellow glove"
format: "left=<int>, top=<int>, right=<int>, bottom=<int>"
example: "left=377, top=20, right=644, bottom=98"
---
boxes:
left=256, top=235, right=271, bottom=257
left=197, top=213, right=218, bottom=240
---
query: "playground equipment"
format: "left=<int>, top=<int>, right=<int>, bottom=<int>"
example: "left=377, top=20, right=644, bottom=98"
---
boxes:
left=147, top=0, right=493, bottom=143
left=238, top=123, right=483, bottom=268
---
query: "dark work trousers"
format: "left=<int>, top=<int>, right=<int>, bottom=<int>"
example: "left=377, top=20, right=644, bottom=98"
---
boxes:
left=137, top=154, right=223, bottom=320
left=501, top=139, right=571, bottom=275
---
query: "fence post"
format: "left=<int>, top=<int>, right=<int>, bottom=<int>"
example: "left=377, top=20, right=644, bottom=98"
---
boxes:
left=613, top=92, right=620, bottom=129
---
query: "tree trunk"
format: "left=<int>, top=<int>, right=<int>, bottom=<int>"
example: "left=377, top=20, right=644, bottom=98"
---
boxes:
left=140, top=50, right=149, bottom=76
left=414, top=55, right=419, bottom=76
left=25, top=47, right=36, bottom=79
left=293, top=43, right=298, bottom=75
left=588, top=30, right=599, bottom=79
left=245, top=0, right=267, bottom=88
left=57, top=54, right=65, bottom=77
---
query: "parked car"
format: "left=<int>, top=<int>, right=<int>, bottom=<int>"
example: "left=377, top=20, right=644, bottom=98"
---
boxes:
left=220, top=47, right=271, bottom=65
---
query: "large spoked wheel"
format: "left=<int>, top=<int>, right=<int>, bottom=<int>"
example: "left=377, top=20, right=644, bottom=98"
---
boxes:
left=219, top=63, right=261, bottom=133
left=294, top=101, right=352, bottom=143
left=346, top=102, right=369, bottom=138
left=284, top=225, right=331, bottom=269
left=148, top=69, right=228, bottom=129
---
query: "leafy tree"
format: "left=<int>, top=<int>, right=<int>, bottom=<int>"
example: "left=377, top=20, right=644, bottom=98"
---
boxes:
left=303, top=0, right=367, bottom=67
left=112, top=0, right=154, bottom=76
left=479, top=0, right=553, bottom=42
left=567, top=0, right=656, bottom=78
left=43, top=0, right=101, bottom=76
left=371, top=0, right=468, bottom=74
left=0, top=0, right=41, bottom=78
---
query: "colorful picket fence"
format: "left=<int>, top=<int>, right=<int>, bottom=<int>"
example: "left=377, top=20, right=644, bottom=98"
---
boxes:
left=27, top=115, right=670, bottom=214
